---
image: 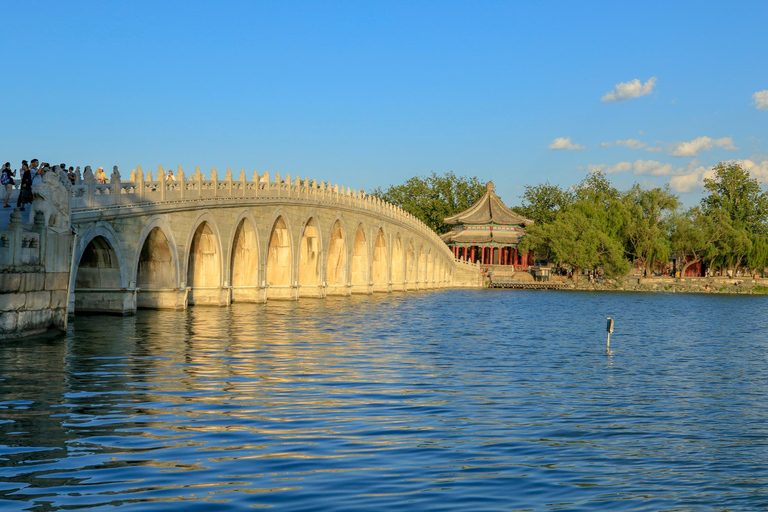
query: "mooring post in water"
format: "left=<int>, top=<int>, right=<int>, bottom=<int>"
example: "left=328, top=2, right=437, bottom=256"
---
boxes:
left=606, top=317, right=614, bottom=351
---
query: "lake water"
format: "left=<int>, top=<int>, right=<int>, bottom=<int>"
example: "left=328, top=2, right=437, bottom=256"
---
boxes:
left=1, top=290, right=767, bottom=511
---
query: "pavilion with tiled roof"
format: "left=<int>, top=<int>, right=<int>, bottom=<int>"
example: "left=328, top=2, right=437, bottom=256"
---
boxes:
left=441, top=181, right=535, bottom=268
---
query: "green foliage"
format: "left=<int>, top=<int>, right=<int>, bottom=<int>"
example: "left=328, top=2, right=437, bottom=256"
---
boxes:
left=669, top=207, right=728, bottom=275
left=747, top=234, right=768, bottom=274
left=372, top=172, right=486, bottom=234
left=701, top=162, right=768, bottom=234
left=517, top=181, right=573, bottom=225
left=622, top=184, right=680, bottom=275
left=520, top=171, right=628, bottom=278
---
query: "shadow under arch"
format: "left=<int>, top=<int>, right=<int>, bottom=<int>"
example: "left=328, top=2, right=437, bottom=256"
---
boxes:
left=266, top=216, right=294, bottom=300
left=350, top=223, right=369, bottom=294
left=230, top=215, right=260, bottom=303
left=326, top=219, right=348, bottom=296
left=418, top=244, right=427, bottom=286
left=298, top=217, right=323, bottom=298
left=372, top=227, right=389, bottom=292
left=186, top=216, right=226, bottom=306
left=72, top=223, right=132, bottom=315
left=406, top=239, right=416, bottom=288
left=392, top=233, right=405, bottom=289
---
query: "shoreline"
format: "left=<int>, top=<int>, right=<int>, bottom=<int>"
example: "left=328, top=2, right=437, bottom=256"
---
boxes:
left=488, top=276, right=768, bottom=295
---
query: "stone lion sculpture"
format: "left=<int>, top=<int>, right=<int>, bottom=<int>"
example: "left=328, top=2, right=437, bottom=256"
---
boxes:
left=29, top=165, right=71, bottom=231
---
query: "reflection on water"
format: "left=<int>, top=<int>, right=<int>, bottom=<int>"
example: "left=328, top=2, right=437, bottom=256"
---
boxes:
left=1, top=291, right=768, bottom=511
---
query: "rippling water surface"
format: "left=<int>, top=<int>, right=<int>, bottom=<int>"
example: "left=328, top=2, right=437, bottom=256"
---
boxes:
left=1, top=290, right=768, bottom=511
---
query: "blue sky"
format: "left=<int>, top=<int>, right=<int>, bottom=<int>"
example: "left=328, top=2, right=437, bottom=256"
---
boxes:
left=2, top=1, right=766, bottom=206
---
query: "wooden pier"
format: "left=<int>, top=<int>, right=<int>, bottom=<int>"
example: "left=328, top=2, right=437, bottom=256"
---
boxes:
left=488, top=278, right=569, bottom=290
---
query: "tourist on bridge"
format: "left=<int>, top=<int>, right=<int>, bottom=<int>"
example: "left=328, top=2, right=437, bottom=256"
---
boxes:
left=16, top=160, right=32, bottom=211
left=95, top=167, right=108, bottom=184
left=166, top=169, right=176, bottom=181
left=1, top=162, right=15, bottom=208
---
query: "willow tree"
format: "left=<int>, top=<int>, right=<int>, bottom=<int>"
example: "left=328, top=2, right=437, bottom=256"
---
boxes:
left=669, top=207, right=729, bottom=276
left=622, top=185, right=680, bottom=276
left=701, top=162, right=768, bottom=234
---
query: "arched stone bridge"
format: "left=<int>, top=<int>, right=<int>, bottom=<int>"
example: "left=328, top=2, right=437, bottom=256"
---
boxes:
left=70, top=166, right=480, bottom=314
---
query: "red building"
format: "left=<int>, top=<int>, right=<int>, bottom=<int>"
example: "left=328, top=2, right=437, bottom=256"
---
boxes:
left=441, top=182, right=534, bottom=269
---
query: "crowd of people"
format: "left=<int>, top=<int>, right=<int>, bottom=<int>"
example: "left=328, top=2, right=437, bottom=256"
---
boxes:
left=1, top=159, right=84, bottom=211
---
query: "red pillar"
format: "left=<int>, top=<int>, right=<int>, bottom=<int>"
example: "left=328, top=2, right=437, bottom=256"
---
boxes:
left=513, top=247, right=518, bottom=268
left=471, top=246, right=476, bottom=263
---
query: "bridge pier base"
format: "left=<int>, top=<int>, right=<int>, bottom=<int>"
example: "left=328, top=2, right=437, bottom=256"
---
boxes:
left=188, top=287, right=230, bottom=306
left=231, top=287, right=267, bottom=303
left=372, top=283, right=392, bottom=293
left=73, top=289, right=138, bottom=316
left=350, top=284, right=373, bottom=295
left=266, top=286, right=299, bottom=301
left=298, top=285, right=325, bottom=299
left=137, top=289, right=189, bottom=310
left=326, top=285, right=351, bottom=296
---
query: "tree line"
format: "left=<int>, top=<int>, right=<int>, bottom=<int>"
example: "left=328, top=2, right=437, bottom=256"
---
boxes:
left=374, top=163, right=768, bottom=278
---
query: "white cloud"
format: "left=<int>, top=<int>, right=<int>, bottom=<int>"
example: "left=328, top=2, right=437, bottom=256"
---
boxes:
left=667, top=166, right=710, bottom=193
left=735, top=158, right=768, bottom=183
left=601, top=77, right=657, bottom=102
left=588, top=159, right=681, bottom=177
left=616, top=139, right=647, bottom=149
left=670, top=136, right=737, bottom=157
left=663, top=160, right=768, bottom=193
left=548, top=137, right=584, bottom=150
left=753, top=90, right=768, bottom=110
left=600, top=139, right=647, bottom=149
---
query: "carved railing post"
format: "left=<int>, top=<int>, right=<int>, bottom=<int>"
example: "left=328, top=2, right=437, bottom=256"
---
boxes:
left=195, top=167, right=203, bottom=199
left=177, top=166, right=185, bottom=199
left=225, top=168, right=233, bottom=197
left=157, top=165, right=166, bottom=201
left=136, top=166, right=145, bottom=202
left=110, top=166, right=121, bottom=206
left=33, top=211, right=46, bottom=265
left=8, top=208, right=21, bottom=266
left=83, top=166, right=95, bottom=207
left=239, top=169, right=247, bottom=198
left=211, top=167, right=219, bottom=198
left=275, top=172, right=281, bottom=198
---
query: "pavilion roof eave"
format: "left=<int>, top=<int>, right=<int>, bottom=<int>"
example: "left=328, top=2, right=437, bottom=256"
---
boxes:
left=443, top=182, right=534, bottom=227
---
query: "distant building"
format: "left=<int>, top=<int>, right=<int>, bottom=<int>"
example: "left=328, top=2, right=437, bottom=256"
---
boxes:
left=441, top=182, right=534, bottom=267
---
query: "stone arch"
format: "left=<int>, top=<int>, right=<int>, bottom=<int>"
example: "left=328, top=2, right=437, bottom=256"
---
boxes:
left=133, top=216, right=180, bottom=288
left=186, top=216, right=224, bottom=305
left=418, top=245, right=427, bottom=284
left=350, top=223, right=369, bottom=292
left=392, top=233, right=404, bottom=286
left=427, top=251, right=435, bottom=287
left=406, top=239, right=416, bottom=285
left=230, top=214, right=260, bottom=302
left=326, top=219, right=347, bottom=294
left=266, top=216, right=293, bottom=299
left=371, top=227, right=388, bottom=291
left=72, top=223, right=130, bottom=314
left=298, top=217, right=322, bottom=297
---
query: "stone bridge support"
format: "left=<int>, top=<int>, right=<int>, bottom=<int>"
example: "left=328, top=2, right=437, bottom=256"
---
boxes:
left=67, top=168, right=479, bottom=316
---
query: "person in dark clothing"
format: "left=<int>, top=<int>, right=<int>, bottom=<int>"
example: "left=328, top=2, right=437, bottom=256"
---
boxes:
left=1, top=162, right=15, bottom=207
left=16, top=160, right=32, bottom=210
